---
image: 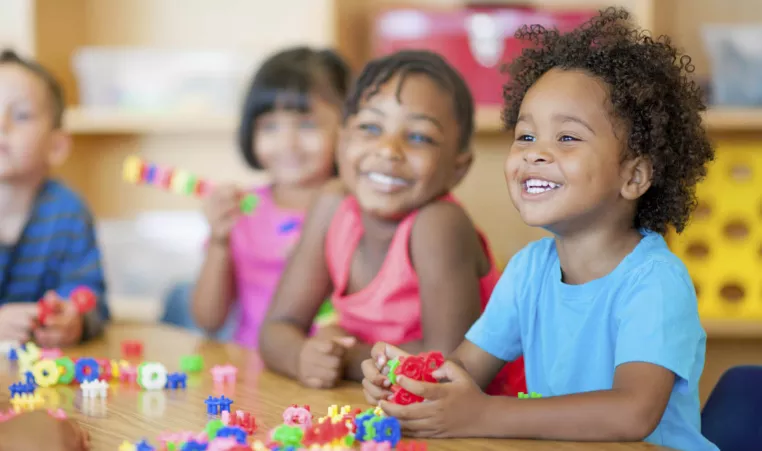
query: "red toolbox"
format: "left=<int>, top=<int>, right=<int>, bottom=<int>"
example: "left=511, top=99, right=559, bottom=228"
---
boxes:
left=372, top=6, right=595, bottom=106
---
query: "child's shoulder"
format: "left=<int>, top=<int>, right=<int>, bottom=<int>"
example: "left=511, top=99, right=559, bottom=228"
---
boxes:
left=39, top=179, right=93, bottom=218
left=620, top=231, right=694, bottom=293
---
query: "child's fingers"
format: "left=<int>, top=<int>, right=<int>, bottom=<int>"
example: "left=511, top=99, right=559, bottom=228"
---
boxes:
left=362, top=377, right=392, bottom=401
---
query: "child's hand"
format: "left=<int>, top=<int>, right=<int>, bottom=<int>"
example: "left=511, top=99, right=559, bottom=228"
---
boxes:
left=361, top=342, right=410, bottom=405
left=203, top=184, right=242, bottom=243
left=34, top=291, right=84, bottom=348
left=297, top=335, right=356, bottom=389
left=0, top=303, right=38, bottom=341
left=379, top=360, right=489, bottom=438
left=0, top=410, right=90, bottom=451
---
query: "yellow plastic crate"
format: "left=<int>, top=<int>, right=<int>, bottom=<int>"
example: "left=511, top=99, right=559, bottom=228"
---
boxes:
left=668, top=144, right=762, bottom=319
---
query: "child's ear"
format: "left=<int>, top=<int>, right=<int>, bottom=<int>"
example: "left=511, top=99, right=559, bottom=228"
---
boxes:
left=47, top=129, right=71, bottom=167
left=450, top=149, right=474, bottom=188
left=620, top=156, right=653, bottom=200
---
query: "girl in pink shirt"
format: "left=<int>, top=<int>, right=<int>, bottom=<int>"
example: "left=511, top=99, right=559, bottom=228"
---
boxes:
left=260, top=50, right=526, bottom=395
left=190, top=47, right=350, bottom=348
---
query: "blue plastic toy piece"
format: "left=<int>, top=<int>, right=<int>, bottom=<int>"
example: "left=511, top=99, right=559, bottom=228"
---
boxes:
left=373, top=417, right=401, bottom=446
left=135, top=439, right=155, bottom=451
left=204, top=396, right=220, bottom=415
left=217, top=395, right=233, bottom=413
left=7, top=348, right=17, bottom=361
left=144, top=164, right=158, bottom=184
left=165, top=372, right=188, bottom=389
left=180, top=440, right=207, bottom=451
left=9, top=381, right=34, bottom=398
left=74, top=357, right=100, bottom=383
left=278, top=218, right=301, bottom=234
left=216, top=426, right=246, bottom=444
left=24, top=371, right=36, bottom=386
left=354, top=413, right=374, bottom=441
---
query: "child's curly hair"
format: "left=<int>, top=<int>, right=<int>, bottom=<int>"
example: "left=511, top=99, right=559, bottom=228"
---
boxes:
left=503, top=7, right=714, bottom=234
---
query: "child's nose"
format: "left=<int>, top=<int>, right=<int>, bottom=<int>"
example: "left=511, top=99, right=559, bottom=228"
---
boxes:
left=523, top=145, right=553, bottom=164
left=376, top=136, right=405, bottom=161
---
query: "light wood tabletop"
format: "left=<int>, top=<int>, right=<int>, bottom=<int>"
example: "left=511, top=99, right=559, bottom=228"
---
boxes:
left=0, top=324, right=673, bottom=451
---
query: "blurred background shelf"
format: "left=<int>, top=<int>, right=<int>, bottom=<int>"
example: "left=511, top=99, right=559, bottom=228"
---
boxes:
left=64, top=106, right=762, bottom=135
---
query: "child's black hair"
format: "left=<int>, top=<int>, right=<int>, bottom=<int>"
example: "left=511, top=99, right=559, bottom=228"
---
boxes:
left=0, top=49, right=65, bottom=128
left=344, top=50, right=474, bottom=153
left=503, top=7, right=714, bottom=234
left=238, top=47, right=351, bottom=170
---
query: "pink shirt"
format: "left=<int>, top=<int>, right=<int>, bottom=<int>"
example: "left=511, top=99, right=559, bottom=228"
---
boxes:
left=229, top=186, right=303, bottom=348
left=324, top=193, right=527, bottom=396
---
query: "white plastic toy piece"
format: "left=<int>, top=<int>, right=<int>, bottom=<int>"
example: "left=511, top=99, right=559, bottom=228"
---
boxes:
left=0, top=341, right=19, bottom=356
left=81, top=380, right=109, bottom=398
left=138, top=362, right=168, bottom=390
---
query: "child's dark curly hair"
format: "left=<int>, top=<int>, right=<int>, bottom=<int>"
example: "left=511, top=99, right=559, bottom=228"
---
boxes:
left=503, top=7, right=714, bottom=234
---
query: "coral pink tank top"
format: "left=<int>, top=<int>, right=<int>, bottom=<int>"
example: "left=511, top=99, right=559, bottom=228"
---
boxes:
left=324, top=194, right=527, bottom=396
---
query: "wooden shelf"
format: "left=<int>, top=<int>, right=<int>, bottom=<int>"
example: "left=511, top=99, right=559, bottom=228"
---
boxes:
left=64, top=107, right=237, bottom=135
left=703, top=319, right=762, bottom=339
left=63, top=106, right=762, bottom=135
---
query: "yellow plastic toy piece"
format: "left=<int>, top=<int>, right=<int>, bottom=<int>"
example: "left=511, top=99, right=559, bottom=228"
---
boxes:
left=110, top=359, right=128, bottom=379
left=10, top=393, right=43, bottom=407
left=17, top=342, right=41, bottom=368
left=118, top=441, right=137, bottom=451
left=32, top=359, right=60, bottom=387
left=373, top=406, right=384, bottom=416
left=668, top=144, right=762, bottom=320
left=122, top=155, right=143, bottom=183
left=170, top=170, right=191, bottom=194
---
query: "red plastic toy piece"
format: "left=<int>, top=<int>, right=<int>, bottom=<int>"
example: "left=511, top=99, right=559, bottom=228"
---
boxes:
left=37, top=298, right=56, bottom=326
left=121, top=340, right=143, bottom=358
left=70, top=286, right=96, bottom=314
left=390, top=385, right=423, bottom=405
left=388, top=351, right=444, bottom=405
left=96, top=358, right=112, bottom=381
left=228, top=410, right=256, bottom=435
left=397, top=441, right=428, bottom=451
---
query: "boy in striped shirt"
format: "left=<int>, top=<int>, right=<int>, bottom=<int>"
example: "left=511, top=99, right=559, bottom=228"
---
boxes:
left=0, top=49, right=108, bottom=347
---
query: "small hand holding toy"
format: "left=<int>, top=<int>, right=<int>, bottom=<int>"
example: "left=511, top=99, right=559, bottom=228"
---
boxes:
left=386, top=351, right=445, bottom=405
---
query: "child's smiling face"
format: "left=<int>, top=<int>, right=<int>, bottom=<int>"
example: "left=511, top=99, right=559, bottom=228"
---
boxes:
left=505, top=68, right=635, bottom=234
left=339, top=73, right=470, bottom=220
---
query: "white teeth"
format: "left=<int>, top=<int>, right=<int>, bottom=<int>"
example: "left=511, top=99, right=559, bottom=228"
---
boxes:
left=368, top=172, right=408, bottom=186
left=523, top=178, right=560, bottom=194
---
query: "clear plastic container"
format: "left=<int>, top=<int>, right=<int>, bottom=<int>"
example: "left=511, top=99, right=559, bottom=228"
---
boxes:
left=72, top=47, right=259, bottom=113
left=702, top=25, right=762, bottom=106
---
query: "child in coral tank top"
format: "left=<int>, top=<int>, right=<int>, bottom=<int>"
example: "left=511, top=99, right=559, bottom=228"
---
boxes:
left=259, top=50, right=525, bottom=396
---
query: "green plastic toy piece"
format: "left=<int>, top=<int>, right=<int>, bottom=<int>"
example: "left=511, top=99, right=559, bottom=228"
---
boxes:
left=386, top=358, right=401, bottom=385
left=363, top=416, right=383, bottom=442
left=518, top=391, right=542, bottom=399
left=183, top=174, right=197, bottom=195
left=240, top=194, right=259, bottom=214
left=273, top=425, right=304, bottom=447
left=205, top=418, right=224, bottom=440
left=180, top=354, right=203, bottom=373
left=166, top=443, right=177, bottom=451
left=343, top=434, right=355, bottom=447
left=55, top=356, right=75, bottom=384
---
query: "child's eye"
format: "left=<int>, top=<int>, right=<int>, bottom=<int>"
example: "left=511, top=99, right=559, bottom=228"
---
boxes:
left=358, top=123, right=382, bottom=136
left=559, top=135, right=580, bottom=142
left=299, top=119, right=317, bottom=129
left=12, top=110, right=32, bottom=121
left=407, top=132, right=434, bottom=145
left=516, top=134, right=535, bottom=142
left=260, top=121, right=278, bottom=131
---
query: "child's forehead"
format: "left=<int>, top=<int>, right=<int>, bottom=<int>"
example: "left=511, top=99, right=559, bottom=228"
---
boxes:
left=360, top=73, right=456, bottom=118
left=0, top=63, right=49, bottom=104
left=521, top=69, right=612, bottom=118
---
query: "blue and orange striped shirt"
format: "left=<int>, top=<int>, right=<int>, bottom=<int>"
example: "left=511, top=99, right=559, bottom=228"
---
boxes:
left=0, top=179, right=108, bottom=340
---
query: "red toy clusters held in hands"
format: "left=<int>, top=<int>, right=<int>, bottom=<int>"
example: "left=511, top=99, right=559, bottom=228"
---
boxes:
left=37, top=286, right=97, bottom=326
left=387, top=351, right=445, bottom=405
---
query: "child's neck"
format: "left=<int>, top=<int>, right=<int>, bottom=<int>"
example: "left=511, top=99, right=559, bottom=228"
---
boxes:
left=0, top=175, right=45, bottom=244
left=555, top=225, right=643, bottom=285
left=270, top=183, right=321, bottom=211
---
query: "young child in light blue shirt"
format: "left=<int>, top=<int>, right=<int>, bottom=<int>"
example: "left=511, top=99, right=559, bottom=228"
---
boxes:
left=361, top=7, right=718, bottom=450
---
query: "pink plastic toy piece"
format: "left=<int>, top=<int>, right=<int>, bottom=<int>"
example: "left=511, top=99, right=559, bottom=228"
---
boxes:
left=220, top=410, right=231, bottom=425
left=208, top=437, right=238, bottom=451
left=361, top=442, right=392, bottom=451
left=40, top=348, right=62, bottom=359
left=210, top=364, right=238, bottom=385
left=0, top=409, right=17, bottom=422
left=282, top=404, right=312, bottom=429
left=119, top=365, right=138, bottom=384
left=48, top=408, right=67, bottom=419
left=158, top=431, right=197, bottom=445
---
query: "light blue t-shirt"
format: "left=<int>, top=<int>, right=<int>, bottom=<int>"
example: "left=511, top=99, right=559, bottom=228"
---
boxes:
left=466, top=231, right=717, bottom=451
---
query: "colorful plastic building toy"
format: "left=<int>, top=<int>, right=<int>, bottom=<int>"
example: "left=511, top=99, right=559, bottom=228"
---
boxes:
left=121, top=340, right=143, bottom=358
left=205, top=396, right=221, bottom=415
left=518, top=391, right=542, bottom=399
left=10, top=392, right=43, bottom=408
left=134, top=439, right=155, bottom=451
left=283, top=404, right=312, bottom=429
left=70, top=286, right=97, bottom=314
left=385, top=351, right=444, bottom=405
left=56, top=356, right=75, bottom=384
left=9, top=381, right=34, bottom=398
left=81, top=379, right=109, bottom=398
left=271, top=424, right=305, bottom=447
left=31, top=359, right=60, bottom=387
left=7, top=348, right=17, bottom=361
left=216, top=426, right=246, bottom=445
left=137, top=362, right=168, bottom=390
left=119, top=441, right=137, bottom=451
left=123, top=155, right=258, bottom=214
left=180, top=354, right=204, bottom=373
left=165, top=372, right=188, bottom=389
left=217, top=395, right=233, bottom=413
left=74, top=357, right=100, bottom=383
left=210, top=364, right=238, bottom=385
left=120, top=364, right=138, bottom=384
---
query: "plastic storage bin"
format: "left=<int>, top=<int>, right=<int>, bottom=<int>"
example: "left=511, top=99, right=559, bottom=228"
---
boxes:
left=702, top=25, right=762, bottom=106
left=72, top=47, right=258, bottom=113
left=372, top=6, right=595, bottom=106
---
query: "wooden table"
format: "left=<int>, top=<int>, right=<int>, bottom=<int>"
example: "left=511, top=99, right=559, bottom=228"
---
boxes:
left=0, top=324, right=671, bottom=451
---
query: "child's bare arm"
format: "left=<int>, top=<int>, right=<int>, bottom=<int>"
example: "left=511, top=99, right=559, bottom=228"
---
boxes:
left=259, top=183, right=345, bottom=379
left=191, top=242, right=236, bottom=333
left=478, top=362, right=673, bottom=441
left=344, top=202, right=486, bottom=380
